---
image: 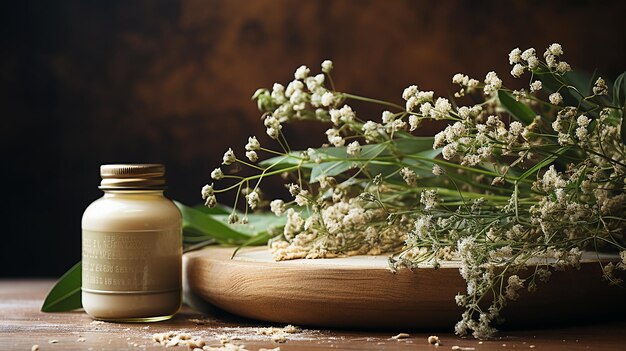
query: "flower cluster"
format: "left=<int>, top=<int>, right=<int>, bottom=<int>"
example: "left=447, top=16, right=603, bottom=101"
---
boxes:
left=202, top=44, right=626, bottom=339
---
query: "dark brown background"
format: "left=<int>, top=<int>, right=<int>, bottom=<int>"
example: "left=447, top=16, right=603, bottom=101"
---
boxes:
left=1, top=0, right=624, bottom=277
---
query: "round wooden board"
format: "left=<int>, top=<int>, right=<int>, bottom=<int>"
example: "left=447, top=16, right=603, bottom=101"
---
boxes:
left=183, top=247, right=626, bottom=330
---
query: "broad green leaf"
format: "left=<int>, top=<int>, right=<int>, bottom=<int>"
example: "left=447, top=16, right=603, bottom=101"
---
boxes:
left=211, top=212, right=286, bottom=236
left=192, top=204, right=232, bottom=215
left=498, top=90, right=535, bottom=125
left=534, top=68, right=602, bottom=112
left=41, top=262, right=82, bottom=312
left=176, top=202, right=250, bottom=244
left=309, top=143, right=388, bottom=182
left=393, top=137, right=435, bottom=152
left=258, top=152, right=303, bottom=169
left=516, top=147, right=567, bottom=183
left=621, top=104, right=626, bottom=145
left=230, top=232, right=273, bottom=259
left=613, top=71, right=626, bottom=107
left=564, top=70, right=593, bottom=97
left=611, top=71, right=626, bottom=145
left=309, top=160, right=353, bottom=182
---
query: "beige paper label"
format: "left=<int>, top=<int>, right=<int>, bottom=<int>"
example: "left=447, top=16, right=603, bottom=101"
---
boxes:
left=82, top=229, right=181, bottom=292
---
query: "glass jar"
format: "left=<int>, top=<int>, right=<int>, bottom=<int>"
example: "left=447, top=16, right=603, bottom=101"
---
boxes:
left=81, top=164, right=182, bottom=322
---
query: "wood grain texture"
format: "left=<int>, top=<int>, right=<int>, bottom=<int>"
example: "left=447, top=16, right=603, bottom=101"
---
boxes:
left=3, top=280, right=626, bottom=350
left=184, top=247, right=626, bottom=330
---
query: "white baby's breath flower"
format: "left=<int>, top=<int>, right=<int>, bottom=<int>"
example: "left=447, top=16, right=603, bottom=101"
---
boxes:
left=432, top=97, right=452, bottom=119
left=549, top=92, right=563, bottom=105
left=245, top=150, right=258, bottom=162
left=433, top=131, right=446, bottom=148
left=442, top=142, right=458, bottom=160
left=329, top=109, right=341, bottom=125
left=405, top=96, right=418, bottom=112
left=294, top=65, right=310, bottom=80
left=467, top=78, right=479, bottom=88
left=270, top=199, right=286, bottom=216
left=321, top=60, right=333, bottom=73
left=245, top=136, right=261, bottom=151
left=505, top=275, right=525, bottom=301
left=285, top=79, right=304, bottom=98
left=556, top=61, right=571, bottom=74
left=228, top=213, right=239, bottom=224
left=339, top=105, right=355, bottom=123
left=521, top=48, right=539, bottom=69
left=402, top=85, right=418, bottom=101
left=204, top=195, right=217, bottom=208
left=456, top=106, right=470, bottom=120
left=347, top=141, right=361, bottom=156
left=509, top=48, right=522, bottom=65
left=271, top=83, right=286, bottom=104
left=326, top=128, right=345, bottom=147
left=483, top=71, right=502, bottom=95
left=314, top=73, right=325, bottom=85
left=222, top=148, right=236, bottom=165
left=362, top=121, right=381, bottom=142
left=211, top=168, right=224, bottom=180
left=287, top=183, right=300, bottom=196
left=526, top=55, right=539, bottom=69
left=201, top=184, right=216, bottom=208
left=453, top=73, right=469, bottom=85
left=385, top=119, right=406, bottom=134
left=381, top=110, right=394, bottom=124
left=593, top=77, right=609, bottom=95
left=545, top=54, right=557, bottom=69
left=321, top=91, right=335, bottom=107
left=575, top=126, right=588, bottom=141
left=509, top=121, right=523, bottom=136
left=264, top=116, right=282, bottom=139
left=420, top=102, right=432, bottom=116
left=432, top=164, right=444, bottom=175
left=246, top=189, right=260, bottom=210
left=400, top=167, right=417, bottom=187
left=420, top=189, right=439, bottom=211
left=510, top=63, right=524, bottom=78
left=530, top=80, right=542, bottom=93
left=266, top=127, right=280, bottom=139
left=305, top=76, right=319, bottom=92
left=201, top=184, right=214, bottom=198
left=521, top=48, right=536, bottom=61
left=294, top=189, right=310, bottom=206
left=283, top=208, right=304, bottom=237
left=409, top=115, right=419, bottom=131
left=577, top=114, right=590, bottom=128
left=546, top=43, right=563, bottom=57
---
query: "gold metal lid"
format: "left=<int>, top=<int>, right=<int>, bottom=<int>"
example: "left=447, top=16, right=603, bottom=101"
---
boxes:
left=99, top=164, right=166, bottom=190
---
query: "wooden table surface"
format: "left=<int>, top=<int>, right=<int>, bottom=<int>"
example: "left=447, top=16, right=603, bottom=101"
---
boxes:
left=1, top=280, right=626, bottom=351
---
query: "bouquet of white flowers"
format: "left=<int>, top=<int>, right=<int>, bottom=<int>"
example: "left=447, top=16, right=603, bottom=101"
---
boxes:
left=202, top=43, right=626, bottom=338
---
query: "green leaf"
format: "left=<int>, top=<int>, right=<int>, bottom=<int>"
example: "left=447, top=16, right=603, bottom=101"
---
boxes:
left=230, top=232, right=273, bottom=259
left=258, top=153, right=303, bottom=172
left=516, top=147, right=567, bottom=183
left=396, top=136, right=435, bottom=150
left=613, top=71, right=626, bottom=107
left=41, top=262, right=82, bottom=312
left=308, top=143, right=388, bottom=182
left=210, top=212, right=286, bottom=236
left=191, top=203, right=232, bottom=215
left=498, top=90, right=535, bottom=125
left=621, top=103, right=626, bottom=145
left=176, top=201, right=251, bottom=244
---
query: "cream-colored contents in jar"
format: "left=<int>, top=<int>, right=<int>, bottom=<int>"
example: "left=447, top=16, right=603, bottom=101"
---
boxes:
left=81, top=164, right=182, bottom=322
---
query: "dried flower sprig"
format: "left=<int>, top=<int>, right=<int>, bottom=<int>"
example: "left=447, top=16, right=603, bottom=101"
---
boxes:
left=203, top=44, right=626, bottom=338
